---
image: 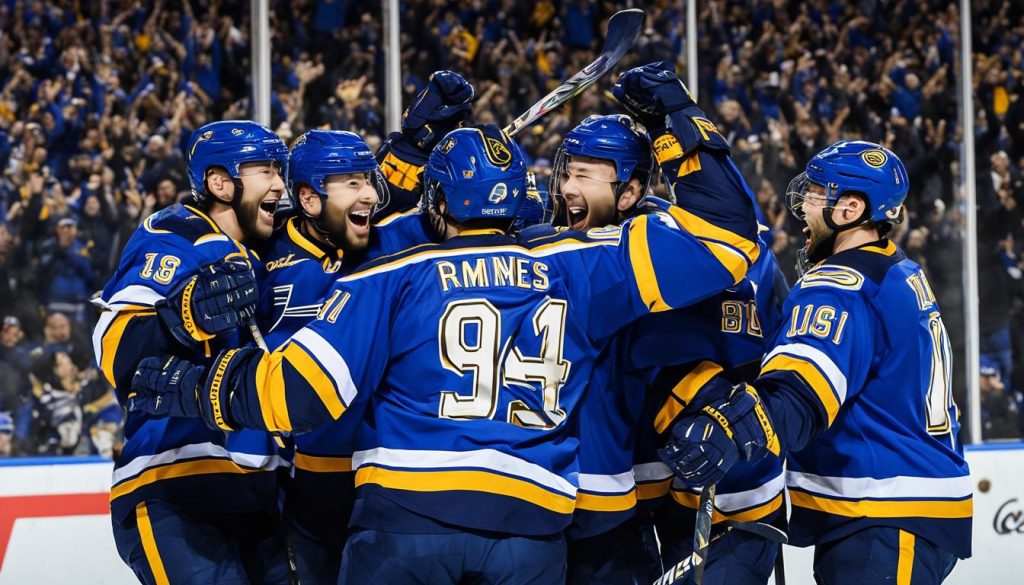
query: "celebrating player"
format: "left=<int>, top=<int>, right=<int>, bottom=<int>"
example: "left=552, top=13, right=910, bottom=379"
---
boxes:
left=127, top=122, right=758, bottom=584
left=253, top=129, right=389, bottom=584
left=92, top=121, right=291, bottom=584
left=659, top=141, right=973, bottom=583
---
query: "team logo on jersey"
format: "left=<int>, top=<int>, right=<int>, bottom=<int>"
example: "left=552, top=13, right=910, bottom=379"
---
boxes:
left=488, top=182, right=508, bottom=203
left=190, top=131, right=214, bottom=157
left=861, top=149, right=888, bottom=168
left=439, top=137, right=456, bottom=154
left=483, top=136, right=512, bottom=168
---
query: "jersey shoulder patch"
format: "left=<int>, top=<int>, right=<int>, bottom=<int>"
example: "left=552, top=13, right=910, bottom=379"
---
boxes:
left=819, top=241, right=906, bottom=285
left=143, top=204, right=223, bottom=246
left=798, top=265, right=866, bottom=291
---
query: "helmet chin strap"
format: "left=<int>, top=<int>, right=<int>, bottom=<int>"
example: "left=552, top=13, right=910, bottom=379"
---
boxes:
left=798, top=205, right=868, bottom=276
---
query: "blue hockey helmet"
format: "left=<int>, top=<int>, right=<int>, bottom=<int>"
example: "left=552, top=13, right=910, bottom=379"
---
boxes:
left=787, top=141, right=908, bottom=226
left=186, top=120, right=288, bottom=204
left=513, top=171, right=553, bottom=232
left=423, top=124, right=527, bottom=223
left=289, top=130, right=389, bottom=207
left=550, top=114, right=656, bottom=209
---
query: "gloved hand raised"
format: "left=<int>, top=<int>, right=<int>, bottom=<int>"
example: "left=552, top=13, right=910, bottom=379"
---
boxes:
left=402, top=70, right=475, bottom=152
left=612, top=61, right=696, bottom=130
left=156, top=259, right=258, bottom=348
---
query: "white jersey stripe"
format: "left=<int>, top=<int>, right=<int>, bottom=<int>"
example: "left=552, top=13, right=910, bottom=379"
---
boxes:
left=352, top=447, right=577, bottom=497
left=112, top=442, right=288, bottom=485
left=291, top=328, right=359, bottom=406
left=787, top=470, right=973, bottom=501
left=764, top=342, right=848, bottom=402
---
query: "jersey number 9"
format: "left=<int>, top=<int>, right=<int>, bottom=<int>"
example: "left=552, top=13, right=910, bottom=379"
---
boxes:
left=438, top=298, right=571, bottom=430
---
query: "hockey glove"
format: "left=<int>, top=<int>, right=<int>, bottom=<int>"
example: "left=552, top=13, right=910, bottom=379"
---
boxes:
left=156, top=259, right=258, bottom=348
left=129, top=355, right=208, bottom=422
left=402, top=70, right=475, bottom=152
left=659, top=380, right=780, bottom=488
left=612, top=61, right=696, bottom=130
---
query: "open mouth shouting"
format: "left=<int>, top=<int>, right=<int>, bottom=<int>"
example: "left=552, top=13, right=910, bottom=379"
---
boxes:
left=259, top=198, right=280, bottom=226
left=347, top=206, right=372, bottom=235
left=566, top=195, right=589, bottom=231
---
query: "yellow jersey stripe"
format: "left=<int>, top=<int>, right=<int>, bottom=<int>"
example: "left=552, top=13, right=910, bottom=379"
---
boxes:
left=294, top=453, right=353, bottom=473
left=897, top=530, right=915, bottom=584
left=344, top=239, right=615, bottom=281
left=184, top=205, right=221, bottom=233
left=375, top=208, right=418, bottom=227
left=283, top=341, right=347, bottom=419
left=636, top=478, right=673, bottom=501
left=628, top=214, right=673, bottom=312
left=100, top=309, right=157, bottom=386
left=135, top=502, right=170, bottom=585
left=671, top=490, right=784, bottom=524
left=575, top=489, right=637, bottom=513
left=355, top=466, right=575, bottom=515
left=110, top=458, right=269, bottom=501
left=761, top=353, right=841, bottom=425
left=666, top=205, right=759, bottom=280
left=862, top=239, right=897, bottom=256
left=254, top=350, right=292, bottom=433
left=789, top=489, right=973, bottom=519
left=654, top=361, right=724, bottom=434
left=287, top=217, right=329, bottom=260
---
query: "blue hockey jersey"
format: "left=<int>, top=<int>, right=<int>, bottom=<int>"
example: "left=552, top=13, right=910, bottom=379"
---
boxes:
left=756, top=240, right=972, bottom=558
left=92, top=204, right=284, bottom=521
left=203, top=199, right=759, bottom=537
left=629, top=235, right=787, bottom=533
left=253, top=213, right=434, bottom=473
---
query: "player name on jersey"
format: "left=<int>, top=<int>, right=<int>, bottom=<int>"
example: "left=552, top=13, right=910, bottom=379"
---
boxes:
left=437, top=256, right=550, bottom=292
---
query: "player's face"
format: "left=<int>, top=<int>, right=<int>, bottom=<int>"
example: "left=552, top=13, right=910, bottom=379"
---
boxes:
left=800, top=182, right=833, bottom=258
left=236, top=161, right=286, bottom=241
left=559, top=156, right=618, bottom=230
left=320, top=172, right=379, bottom=251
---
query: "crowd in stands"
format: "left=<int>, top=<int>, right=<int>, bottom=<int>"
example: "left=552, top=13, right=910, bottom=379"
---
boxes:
left=0, top=0, right=1021, bottom=456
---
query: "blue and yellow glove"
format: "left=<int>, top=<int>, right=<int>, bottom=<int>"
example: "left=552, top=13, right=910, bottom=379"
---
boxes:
left=402, top=70, right=475, bottom=152
left=612, top=61, right=697, bottom=130
left=156, top=259, right=258, bottom=348
left=658, top=378, right=780, bottom=488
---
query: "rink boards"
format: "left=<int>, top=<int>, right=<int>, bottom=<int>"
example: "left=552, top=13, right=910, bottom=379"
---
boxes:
left=1, top=445, right=1022, bottom=584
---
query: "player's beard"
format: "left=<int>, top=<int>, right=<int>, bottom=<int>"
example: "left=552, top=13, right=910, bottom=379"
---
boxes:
left=236, top=195, right=275, bottom=242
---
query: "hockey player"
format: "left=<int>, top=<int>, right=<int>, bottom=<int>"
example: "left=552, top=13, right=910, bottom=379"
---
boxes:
left=92, top=121, right=291, bottom=584
left=659, top=141, right=973, bottom=584
left=127, top=122, right=759, bottom=584
left=253, top=129, right=390, bottom=584
left=375, top=70, right=474, bottom=217
left=544, top=69, right=785, bottom=581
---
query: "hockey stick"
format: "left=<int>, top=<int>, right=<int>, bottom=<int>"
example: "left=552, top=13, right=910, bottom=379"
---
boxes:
left=691, top=483, right=716, bottom=585
left=652, top=516, right=788, bottom=585
left=502, top=8, right=644, bottom=137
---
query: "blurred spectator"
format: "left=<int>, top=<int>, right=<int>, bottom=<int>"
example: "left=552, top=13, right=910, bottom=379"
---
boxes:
left=980, top=358, right=1023, bottom=440
left=35, top=218, right=95, bottom=321
left=41, top=311, right=94, bottom=370
left=28, top=351, right=85, bottom=456
left=0, top=411, right=13, bottom=457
